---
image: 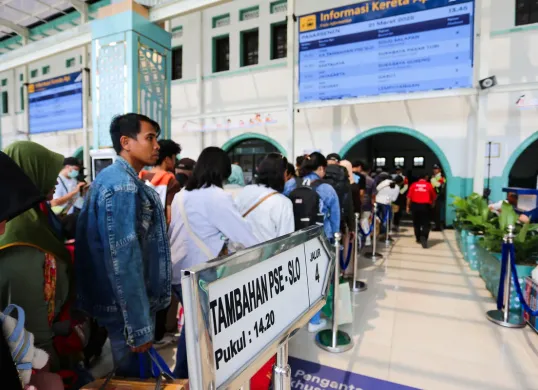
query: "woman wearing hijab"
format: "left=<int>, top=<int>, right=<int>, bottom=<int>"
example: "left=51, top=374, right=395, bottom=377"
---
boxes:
left=0, top=149, right=65, bottom=390
left=223, top=164, right=246, bottom=199
left=0, top=142, right=71, bottom=371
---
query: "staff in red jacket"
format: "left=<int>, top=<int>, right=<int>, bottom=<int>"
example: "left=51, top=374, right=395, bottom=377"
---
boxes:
left=406, top=174, right=437, bottom=248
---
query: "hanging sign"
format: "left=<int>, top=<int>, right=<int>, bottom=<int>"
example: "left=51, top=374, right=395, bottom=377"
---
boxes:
left=182, top=227, right=333, bottom=390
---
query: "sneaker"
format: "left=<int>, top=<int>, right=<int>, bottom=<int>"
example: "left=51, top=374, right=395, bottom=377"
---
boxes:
left=416, top=239, right=420, bottom=244
left=420, top=236, right=428, bottom=249
left=365, top=238, right=372, bottom=247
left=308, top=318, right=327, bottom=333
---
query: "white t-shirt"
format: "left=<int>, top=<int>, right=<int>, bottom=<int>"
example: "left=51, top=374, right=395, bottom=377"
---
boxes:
left=54, top=175, right=81, bottom=214
left=234, top=185, right=295, bottom=242
left=376, top=179, right=400, bottom=205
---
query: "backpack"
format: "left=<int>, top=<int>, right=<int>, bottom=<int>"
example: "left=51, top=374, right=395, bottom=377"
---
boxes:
left=289, top=179, right=323, bottom=231
left=323, top=165, right=352, bottom=230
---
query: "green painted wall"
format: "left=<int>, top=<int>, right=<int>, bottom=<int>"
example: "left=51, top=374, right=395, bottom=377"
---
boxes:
left=222, top=132, right=287, bottom=156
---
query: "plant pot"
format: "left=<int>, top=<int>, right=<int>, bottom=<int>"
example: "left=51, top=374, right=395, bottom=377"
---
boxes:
left=465, top=234, right=482, bottom=271
left=460, top=229, right=469, bottom=261
left=480, top=250, right=535, bottom=315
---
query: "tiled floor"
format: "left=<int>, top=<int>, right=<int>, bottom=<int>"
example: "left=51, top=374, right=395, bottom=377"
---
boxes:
left=289, top=227, right=538, bottom=390
left=91, top=227, right=538, bottom=389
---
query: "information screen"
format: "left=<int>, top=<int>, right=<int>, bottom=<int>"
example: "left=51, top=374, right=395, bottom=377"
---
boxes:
left=28, top=71, right=83, bottom=134
left=298, top=0, right=475, bottom=102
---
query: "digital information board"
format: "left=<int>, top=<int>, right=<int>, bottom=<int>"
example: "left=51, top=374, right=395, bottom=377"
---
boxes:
left=28, top=71, right=83, bottom=134
left=298, top=0, right=475, bottom=102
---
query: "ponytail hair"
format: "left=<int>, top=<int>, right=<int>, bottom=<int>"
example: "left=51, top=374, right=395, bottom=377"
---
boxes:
left=299, top=152, right=327, bottom=177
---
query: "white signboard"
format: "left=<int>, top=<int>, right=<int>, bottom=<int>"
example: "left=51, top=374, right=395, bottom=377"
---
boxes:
left=207, top=237, right=330, bottom=387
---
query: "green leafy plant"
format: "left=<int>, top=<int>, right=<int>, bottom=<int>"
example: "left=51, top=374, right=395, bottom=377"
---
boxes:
left=452, top=193, right=495, bottom=234
left=480, top=202, right=538, bottom=266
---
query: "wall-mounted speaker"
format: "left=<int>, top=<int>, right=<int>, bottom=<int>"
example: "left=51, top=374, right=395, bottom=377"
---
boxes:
left=479, top=76, right=497, bottom=90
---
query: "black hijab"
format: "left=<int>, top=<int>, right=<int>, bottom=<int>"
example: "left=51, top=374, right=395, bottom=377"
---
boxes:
left=0, top=151, right=44, bottom=223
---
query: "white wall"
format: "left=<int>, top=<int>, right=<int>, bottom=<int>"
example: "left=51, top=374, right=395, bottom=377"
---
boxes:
left=0, top=0, right=537, bottom=175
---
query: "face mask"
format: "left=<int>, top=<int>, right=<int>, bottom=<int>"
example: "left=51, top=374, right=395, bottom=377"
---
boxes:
left=353, top=173, right=360, bottom=184
left=68, top=170, right=79, bottom=179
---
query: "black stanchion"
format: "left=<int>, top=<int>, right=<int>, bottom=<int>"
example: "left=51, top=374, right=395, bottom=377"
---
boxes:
left=486, top=225, right=526, bottom=328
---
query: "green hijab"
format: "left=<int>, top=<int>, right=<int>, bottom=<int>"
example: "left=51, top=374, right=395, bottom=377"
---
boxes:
left=0, top=141, right=69, bottom=262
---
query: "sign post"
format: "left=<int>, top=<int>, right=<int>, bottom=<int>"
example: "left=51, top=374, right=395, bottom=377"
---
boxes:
left=181, top=226, right=333, bottom=389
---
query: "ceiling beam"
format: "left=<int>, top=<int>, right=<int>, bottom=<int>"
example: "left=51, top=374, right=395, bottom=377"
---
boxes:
left=0, top=17, right=29, bottom=42
left=0, top=23, right=91, bottom=73
left=67, top=0, right=89, bottom=23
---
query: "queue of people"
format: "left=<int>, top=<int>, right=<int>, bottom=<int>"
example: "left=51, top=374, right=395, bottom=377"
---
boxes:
left=0, top=112, right=449, bottom=389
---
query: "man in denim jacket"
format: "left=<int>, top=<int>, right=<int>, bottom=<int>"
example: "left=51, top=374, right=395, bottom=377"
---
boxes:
left=75, top=114, right=171, bottom=377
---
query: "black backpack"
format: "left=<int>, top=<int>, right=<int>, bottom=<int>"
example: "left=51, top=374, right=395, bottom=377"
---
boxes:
left=324, top=165, right=353, bottom=231
left=289, top=179, right=323, bottom=231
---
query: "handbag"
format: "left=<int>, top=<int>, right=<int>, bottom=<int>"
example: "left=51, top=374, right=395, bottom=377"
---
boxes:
left=336, top=280, right=353, bottom=325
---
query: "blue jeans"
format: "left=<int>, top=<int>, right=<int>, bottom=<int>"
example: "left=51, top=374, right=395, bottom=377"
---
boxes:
left=99, top=314, right=154, bottom=378
left=172, top=285, right=189, bottom=379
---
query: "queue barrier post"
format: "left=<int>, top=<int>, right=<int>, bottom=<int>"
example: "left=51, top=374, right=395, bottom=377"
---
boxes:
left=365, top=203, right=382, bottom=259
left=315, top=232, right=354, bottom=353
left=272, top=341, right=291, bottom=390
left=486, top=225, right=526, bottom=328
left=352, top=212, right=367, bottom=293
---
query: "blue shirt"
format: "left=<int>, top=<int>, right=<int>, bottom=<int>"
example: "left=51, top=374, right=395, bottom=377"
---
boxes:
left=283, top=173, right=341, bottom=239
left=75, top=157, right=171, bottom=348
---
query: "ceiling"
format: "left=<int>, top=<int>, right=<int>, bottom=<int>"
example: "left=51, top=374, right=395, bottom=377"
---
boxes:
left=0, top=0, right=92, bottom=39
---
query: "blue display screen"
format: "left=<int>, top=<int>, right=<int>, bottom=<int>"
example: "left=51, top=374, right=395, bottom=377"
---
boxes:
left=28, top=71, right=83, bottom=134
left=298, top=0, right=475, bottom=102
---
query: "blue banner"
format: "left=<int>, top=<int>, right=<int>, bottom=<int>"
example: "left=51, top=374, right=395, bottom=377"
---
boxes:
left=28, top=71, right=83, bottom=134
left=289, top=357, right=419, bottom=389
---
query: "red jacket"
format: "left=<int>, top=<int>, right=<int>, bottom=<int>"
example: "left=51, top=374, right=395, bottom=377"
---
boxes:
left=407, top=179, right=437, bottom=204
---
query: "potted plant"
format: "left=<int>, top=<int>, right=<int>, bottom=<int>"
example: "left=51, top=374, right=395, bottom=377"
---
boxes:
left=479, top=202, right=538, bottom=313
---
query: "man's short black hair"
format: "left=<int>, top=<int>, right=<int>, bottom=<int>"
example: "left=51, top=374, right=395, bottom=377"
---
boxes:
left=63, top=157, right=80, bottom=167
left=352, top=160, right=369, bottom=171
left=156, top=139, right=181, bottom=166
left=296, top=155, right=305, bottom=167
left=110, top=113, right=161, bottom=154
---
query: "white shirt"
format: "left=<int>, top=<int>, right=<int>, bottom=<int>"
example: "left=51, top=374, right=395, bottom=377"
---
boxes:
left=54, top=175, right=81, bottom=214
left=168, top=186, right=260, bottom=285
left=234, top=185, right=295, bottom=242
left=376, top=179, right=400, bottom=205
left=223, top=184, right=243, bottom=200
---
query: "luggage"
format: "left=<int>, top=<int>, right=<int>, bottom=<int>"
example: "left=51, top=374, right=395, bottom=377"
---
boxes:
left=289, top=180, right=322, bottom=231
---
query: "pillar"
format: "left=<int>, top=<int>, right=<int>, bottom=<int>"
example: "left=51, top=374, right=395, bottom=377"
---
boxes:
left=91, top=0, right=172, bottom=150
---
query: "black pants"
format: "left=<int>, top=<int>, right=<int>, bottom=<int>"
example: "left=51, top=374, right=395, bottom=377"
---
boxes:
left=433, top=198, right=445, bottom=229
left=411, top=203, right=431, bottom=241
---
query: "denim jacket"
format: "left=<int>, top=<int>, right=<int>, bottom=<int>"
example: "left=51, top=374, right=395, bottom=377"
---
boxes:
left=75, top=157, right=171, bottom=347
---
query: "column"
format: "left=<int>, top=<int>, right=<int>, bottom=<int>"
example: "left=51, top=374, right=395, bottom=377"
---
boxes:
left=91, top=0, right=172, bottom=150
